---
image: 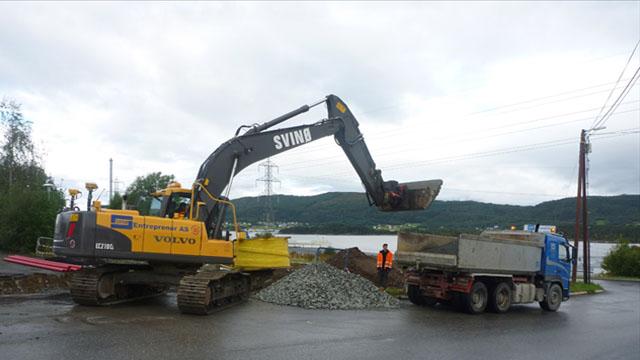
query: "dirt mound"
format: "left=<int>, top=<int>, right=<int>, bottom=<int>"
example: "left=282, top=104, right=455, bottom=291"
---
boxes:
left=0, top=273, right=70, bottom=295
left=325, top=247, right=404, bottom=288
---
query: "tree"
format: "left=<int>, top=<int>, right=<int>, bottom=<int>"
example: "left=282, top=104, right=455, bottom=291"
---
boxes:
left=602, top=240, right=640, bottom=277
left=0, top=99, right=40, bottom=189
left=125, top=172, right=175, bottom=209
left=109, top=192, right=124, bottom=210
left=0, top=99, right=64, bottom=253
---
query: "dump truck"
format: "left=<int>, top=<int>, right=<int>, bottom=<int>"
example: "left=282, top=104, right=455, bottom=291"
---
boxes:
left=7, top=94, right=442, bottom=315
left=397, top=229, right=575, bottom=314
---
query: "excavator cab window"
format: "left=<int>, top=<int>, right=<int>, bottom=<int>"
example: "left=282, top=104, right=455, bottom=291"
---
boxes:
left=148, top=197, right=162, bottom=217
left=166, top=193, right=192, bottom=219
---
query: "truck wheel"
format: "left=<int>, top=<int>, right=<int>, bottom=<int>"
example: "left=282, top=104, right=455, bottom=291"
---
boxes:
left=462, top=281, right=488, bottom=314
left=407, top=284, right=426, bottom=306
left=423, top=296, right=438, bottom=307
left=539, top=283, right=562, bottom=312
left=488, top=282, right=512, bottom=313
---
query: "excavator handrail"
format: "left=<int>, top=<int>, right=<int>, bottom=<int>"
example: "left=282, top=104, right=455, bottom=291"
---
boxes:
left=194, top=182, right=240, bottom=237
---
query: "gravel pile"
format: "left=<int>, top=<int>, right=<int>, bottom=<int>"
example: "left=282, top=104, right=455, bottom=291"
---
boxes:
left=255, top=262, right=399, bottom=310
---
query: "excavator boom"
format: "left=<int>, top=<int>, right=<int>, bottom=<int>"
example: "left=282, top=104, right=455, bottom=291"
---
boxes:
left=195, top=94, right=442, bottom=236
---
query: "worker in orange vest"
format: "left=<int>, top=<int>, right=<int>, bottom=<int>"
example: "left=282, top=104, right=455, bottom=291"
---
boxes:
left=377, top=243, right=393, bottom=289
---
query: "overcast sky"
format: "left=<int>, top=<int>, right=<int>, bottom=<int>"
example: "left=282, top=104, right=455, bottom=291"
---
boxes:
left=1, top=1, right=638, bottom=207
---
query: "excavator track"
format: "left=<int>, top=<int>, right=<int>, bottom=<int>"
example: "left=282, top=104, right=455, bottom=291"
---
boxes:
left=177, top=269, right=250, bottom=315
left=70, top=267, right=166, bottom=306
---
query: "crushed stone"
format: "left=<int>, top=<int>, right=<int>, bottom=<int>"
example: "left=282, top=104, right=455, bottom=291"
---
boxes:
left=255, top=262, right=399, bottom=310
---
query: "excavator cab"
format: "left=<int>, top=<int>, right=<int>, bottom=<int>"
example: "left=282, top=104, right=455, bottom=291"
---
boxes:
left=166, top=193, right=191, bottom=219
left=148, top=182, right=193, bottom=219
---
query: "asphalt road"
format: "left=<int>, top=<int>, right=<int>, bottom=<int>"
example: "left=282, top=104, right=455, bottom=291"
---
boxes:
left=0, top=280, right=638, bottom=360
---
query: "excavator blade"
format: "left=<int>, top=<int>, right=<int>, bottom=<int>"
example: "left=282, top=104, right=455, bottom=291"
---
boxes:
left=384, top=179, right=443, bottom=212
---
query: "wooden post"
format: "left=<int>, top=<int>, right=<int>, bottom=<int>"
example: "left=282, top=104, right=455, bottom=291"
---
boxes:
left=572, top=131, right=584, bottom=284
left=574, top=130, right=591, bottom=284
left=582, top=132, right=591, bottom=284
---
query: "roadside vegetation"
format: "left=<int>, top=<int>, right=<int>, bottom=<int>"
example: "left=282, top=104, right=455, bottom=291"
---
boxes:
left=601, top=241, right=640, bottom=277
left=384, top=287, right=405, bottom=298
left=0, top=99, right=64, bottom=253
left=570, top=282, right=603, bottom=294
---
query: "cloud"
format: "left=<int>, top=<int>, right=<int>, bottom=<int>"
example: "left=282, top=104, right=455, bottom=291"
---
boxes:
left=0, top=2, right=638, bottom=206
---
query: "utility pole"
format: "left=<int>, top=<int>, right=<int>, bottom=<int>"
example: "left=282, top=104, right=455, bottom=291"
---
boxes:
left=256, top=158, right=280, bottom=226
left=109, top=158, right=113, bottom=206
left=573, top=130, right=592, bottom=284
left=572, top=132, right=582, bottom=283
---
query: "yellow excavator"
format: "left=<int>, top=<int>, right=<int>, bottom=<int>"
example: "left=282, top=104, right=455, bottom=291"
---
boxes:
left=51, top=94, right=442, bottom=314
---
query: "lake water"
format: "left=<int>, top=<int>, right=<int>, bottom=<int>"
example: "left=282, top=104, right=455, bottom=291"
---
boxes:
left=278, top=233, right=626, bottom=276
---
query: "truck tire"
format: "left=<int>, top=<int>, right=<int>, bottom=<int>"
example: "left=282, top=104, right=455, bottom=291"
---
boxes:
left=423, top=296, right=438, bottom=307
left=407, top=284, right=426, bottom=305
left=488, top=282, right=512, bottom=313
left=462, top=281, right=488, bottom=314
left=539, top=283, right=562, bottom=312
left=407, top=285, right=435, bottom=306
left=408, top=285, right=438, bottom=307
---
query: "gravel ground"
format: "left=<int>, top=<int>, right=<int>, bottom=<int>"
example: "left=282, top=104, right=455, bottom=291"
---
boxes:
left=255, top=262, right=399, bottom=310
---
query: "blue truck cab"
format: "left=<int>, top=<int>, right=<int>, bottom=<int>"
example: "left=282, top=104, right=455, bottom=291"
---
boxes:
left=540, top=233, right=574, bottom=300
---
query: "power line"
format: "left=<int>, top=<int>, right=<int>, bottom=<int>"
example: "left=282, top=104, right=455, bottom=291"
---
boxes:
left=282, top=105, right=639, bottom=170
left=384, top=128, right=638, bottom=171
left=590, top=127, right=640, bottom=137
left=285, top=127, right=639, bottom=180
left=591, top=39, right=640, bottom=129
left=277, top=130, right=638, bottom=200
left=282, top=100, right=639, bottom=167
left=284, top=80, right=634, bottom=159
left=469, top=85, right=632, bottom=118
left=592, top=66, right=640, bottom=130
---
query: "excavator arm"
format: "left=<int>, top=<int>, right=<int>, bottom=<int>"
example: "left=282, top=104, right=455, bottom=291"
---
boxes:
left=194, top=94, right=442, bottom=237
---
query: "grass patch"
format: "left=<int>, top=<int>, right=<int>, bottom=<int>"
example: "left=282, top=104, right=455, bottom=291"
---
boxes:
left=570, top=282, right=603, bottom=294
left=385, top=287, right=405, bottom=298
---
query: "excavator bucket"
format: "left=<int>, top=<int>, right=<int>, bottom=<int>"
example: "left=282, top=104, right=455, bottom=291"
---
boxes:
left=234, top=236, right=290, bottom=271
left=384, top=179, right=443, bottom=212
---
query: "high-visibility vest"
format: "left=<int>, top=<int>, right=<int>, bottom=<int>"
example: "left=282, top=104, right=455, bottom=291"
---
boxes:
left=377, top=250, right=393, bottom=269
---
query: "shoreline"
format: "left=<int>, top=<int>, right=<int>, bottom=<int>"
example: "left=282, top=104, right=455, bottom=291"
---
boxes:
left=278, top=233, right=638, bottom=245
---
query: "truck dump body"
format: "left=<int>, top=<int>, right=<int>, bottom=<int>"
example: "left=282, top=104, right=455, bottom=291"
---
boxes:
left=397, top=231, right=544, bottom=275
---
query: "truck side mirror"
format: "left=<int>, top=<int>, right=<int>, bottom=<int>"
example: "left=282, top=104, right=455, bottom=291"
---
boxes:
left=571, top=246, right=578, bottom=261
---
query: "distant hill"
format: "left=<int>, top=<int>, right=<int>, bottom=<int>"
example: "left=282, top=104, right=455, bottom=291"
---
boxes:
left=232, top=193, right=640, bottom=241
